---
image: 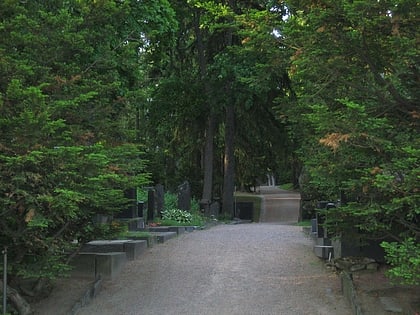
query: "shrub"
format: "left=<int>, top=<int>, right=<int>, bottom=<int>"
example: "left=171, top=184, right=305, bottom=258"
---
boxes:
left=161, top=208, right=193, bottom=223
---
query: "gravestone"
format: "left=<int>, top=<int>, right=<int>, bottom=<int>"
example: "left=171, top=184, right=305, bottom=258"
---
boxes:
left=155, top=184, right=164, bottom=217
left=147, top=188, right=155, bottom=222
left=177, top=181, right=191, bottom=211
left=137, top=201, right=145, bottom=219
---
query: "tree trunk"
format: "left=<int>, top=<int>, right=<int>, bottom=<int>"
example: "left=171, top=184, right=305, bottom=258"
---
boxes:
left=0, top=280, right=33, bottom=315
left=202, top=114, right=216, bottom=202
left=222, top=102, right=235, bottom=218
left=194, top=9, right=215, bottom=203
left=221, top=0, right=237, bottom=218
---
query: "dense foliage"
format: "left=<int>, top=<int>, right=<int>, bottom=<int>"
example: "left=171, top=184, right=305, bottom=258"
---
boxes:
left=0, top=0, right=175, bottom=309
left=281, top=0, right=419, bottom=284
left=1, top=2, right=418, bottom=312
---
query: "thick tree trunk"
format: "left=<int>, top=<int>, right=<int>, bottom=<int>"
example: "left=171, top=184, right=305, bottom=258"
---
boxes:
left=0, top=280, right=33, bottom=315
left=220, top=0, right=237, bottom=218
left=222, top=103, right=235, bottom=218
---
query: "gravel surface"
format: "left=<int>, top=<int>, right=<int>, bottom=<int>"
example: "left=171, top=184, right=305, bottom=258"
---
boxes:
left=76, top=223, right=352, bottom=315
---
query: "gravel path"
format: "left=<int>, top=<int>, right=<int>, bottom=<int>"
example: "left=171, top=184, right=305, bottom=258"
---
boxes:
left=77, top=223, right=351, bottom=315
left=34, top=187, right=353, bottom=315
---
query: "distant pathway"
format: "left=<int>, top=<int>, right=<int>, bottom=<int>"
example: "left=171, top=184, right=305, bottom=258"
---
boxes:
left=259, top=186, right=301, bottom=223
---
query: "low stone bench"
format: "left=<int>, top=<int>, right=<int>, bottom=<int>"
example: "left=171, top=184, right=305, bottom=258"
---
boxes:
left=71, top=252, right=127, bottom=280
left=81, top=240, right=147, bottom=260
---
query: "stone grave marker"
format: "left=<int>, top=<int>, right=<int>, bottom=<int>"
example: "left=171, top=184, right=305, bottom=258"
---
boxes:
left=177, top=181, right=191, bottom=211
left=147, top=188, right=155, bottom=222
left=155, top=184, right=164, bottom=217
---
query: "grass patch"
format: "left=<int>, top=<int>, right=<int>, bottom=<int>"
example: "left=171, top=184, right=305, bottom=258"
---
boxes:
left=234, top=193, right=263, bottom=222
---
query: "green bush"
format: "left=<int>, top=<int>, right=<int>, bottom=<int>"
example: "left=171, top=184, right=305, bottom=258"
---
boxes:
left=381, top=238, right=420, bottom=285
left=164, top=192, right=178, bottom=209
left=161, top=208, right=192, bottom=223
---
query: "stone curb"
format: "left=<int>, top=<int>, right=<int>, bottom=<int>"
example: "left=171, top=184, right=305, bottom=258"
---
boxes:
left=341, top=271, right=364, bottom=315
left=69, top=276, right=103, bottom=315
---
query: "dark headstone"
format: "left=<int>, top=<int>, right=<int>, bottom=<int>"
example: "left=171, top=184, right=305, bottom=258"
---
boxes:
left=311, top=218, right=317, bottom=234
left=177, top=181, right=191, bottom=211
left=155, top=184, right=164, bottom=217
left=137, top=201, right=144, bottom=218
left=147, top=188, right=155, bottom=222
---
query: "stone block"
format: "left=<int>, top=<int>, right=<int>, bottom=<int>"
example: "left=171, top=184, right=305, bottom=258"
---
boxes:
left=124, top=240, right=147, bottom=260
left=70, top=253, right=97, bottom=279
left=168, top=226, right=186, bottom=235
left=185, top=226, right=195, bottom=232
left=152, top=231, right=177, bottom=243
left=71, top=251, right=127, bottom=280
left=313, top=245, right=333, bottom=259
left=95, top=252, right=127, bottom=280
left=129, top=235, right=156, bottom=247
left=81, top=239, right=147, bottom=260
